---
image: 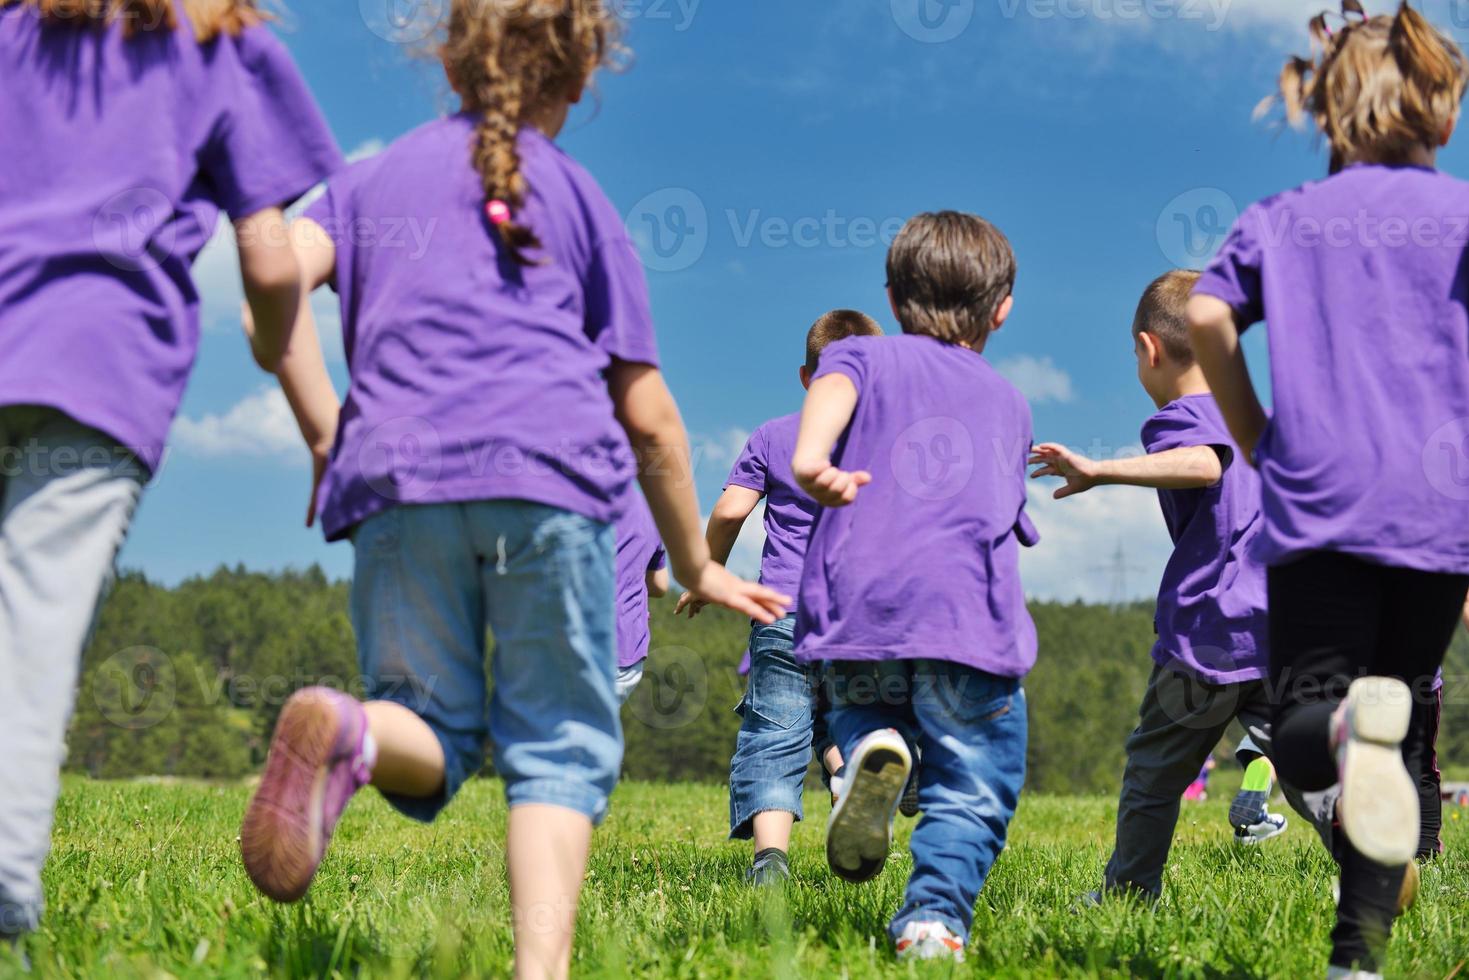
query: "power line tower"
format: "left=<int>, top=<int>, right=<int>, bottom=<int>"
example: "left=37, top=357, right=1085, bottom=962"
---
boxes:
left=1092, top=540, right=1144, bottom=609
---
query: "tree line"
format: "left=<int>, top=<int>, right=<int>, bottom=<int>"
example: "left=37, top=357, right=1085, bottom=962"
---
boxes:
left=70, top=566, right=1469, bottom=792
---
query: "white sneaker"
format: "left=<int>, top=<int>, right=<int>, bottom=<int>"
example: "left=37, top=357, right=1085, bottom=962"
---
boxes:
left=1233, top=807, right=1288, bottom=845
left=826, top=729, right=911, bottom=883
left=895, top=920, right=966, bottom=962
left=1333, top=677, right=1418, bottom=866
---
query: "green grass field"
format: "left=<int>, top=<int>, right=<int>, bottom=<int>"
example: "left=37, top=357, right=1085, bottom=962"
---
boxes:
left=11, top=775, right=1468, bottom=978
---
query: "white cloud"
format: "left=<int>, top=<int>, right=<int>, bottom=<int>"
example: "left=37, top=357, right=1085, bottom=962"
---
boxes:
left=1020, top=481, right=1172, bottom=603
left=692, top=427, right=752, bottom=473
left=172, top=387, right=302, bottom=461
left=996, top=354, right=1076, bottom=404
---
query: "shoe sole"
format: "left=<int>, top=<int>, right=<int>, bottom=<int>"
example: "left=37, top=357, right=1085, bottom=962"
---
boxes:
left=240, top=692, right=342, bottom=902
left=1338, top=677, right=1417, bottom=867
left=827, top=736, right=911, bottom=884
left=1228, top=790, right=1269, bottom=831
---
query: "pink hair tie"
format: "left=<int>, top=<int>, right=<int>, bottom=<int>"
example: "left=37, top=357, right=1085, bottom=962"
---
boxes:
left=486, top=200, right=512, bottom=226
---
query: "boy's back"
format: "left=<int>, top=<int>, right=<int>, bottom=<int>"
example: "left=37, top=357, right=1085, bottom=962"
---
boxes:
left=1144, top=393, right=1266, bottom=683
left=796, top=333, right=1037, bottom=677
left=726, top=412, right=815, bottom=609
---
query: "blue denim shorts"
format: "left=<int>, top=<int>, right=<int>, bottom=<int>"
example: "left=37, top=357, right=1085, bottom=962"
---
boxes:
left=728, top=616, right=831, bottom=838
left=351, top=499, right=622, bottom=824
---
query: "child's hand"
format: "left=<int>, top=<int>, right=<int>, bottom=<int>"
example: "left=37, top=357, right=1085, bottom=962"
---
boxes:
left=794, top=456, right=872, bottom=508
left=683, top=563, right=790, bottom=625
left=673, top=591, right=709, bottom=619
left=1029, top=443, right=1102, bottom=499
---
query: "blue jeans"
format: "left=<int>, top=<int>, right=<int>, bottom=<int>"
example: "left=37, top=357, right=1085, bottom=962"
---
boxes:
left=728, top=616, right=831, bottom=839
left=826, top=659, right=1027, bottom=944
left=351, top=500, right=622, bottom=824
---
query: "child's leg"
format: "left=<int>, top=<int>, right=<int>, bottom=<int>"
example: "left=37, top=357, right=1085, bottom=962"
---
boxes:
left=0, top=408, right=143, bottom=941
left=243, top=504, right=490, bottom=900
left=478, top=501, right=620, bottom=980
left=1101, top=666, right=1238, bottom=897
left=727, top=616, right=815, bottom=859
left=892, top=661, right=1024, bottom=946
left=1402, top=687, right=1444, bottom=861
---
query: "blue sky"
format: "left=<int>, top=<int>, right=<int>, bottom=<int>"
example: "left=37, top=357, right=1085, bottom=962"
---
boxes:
left=125, top=0, right=1469, bottom=601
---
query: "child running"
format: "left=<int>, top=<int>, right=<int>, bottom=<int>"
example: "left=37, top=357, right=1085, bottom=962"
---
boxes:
left=614, top=491, right=669, bottom=703
left=1031, top=270, right=1286, bottom=903
left=235, top=4, right=786, bottom=978
left=792, top=212, right=1039, bottom=962
left=0, top=0, right=340, bottom=961
left=675, top=309, right=883, bottom=885
left=1187, top=4, right=1469, bottom=974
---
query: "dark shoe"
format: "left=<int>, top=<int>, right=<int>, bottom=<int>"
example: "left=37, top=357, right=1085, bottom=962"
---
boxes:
left=898, top=764, right=921, bottom=818
left=747, top=848, right=790, bottom=886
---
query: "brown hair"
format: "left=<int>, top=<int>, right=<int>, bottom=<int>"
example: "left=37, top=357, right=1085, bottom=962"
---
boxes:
left=805, top=309, right=883, bottom=374
left=441, top=0, right=624, bottom=265
left=1132, top=270, right=1201, bottom=365
left=1265, top=1, right=1467, bottom=170
left=0, top=0, right=266, bottom=41
left=885, top=211, right=1016, bottom=348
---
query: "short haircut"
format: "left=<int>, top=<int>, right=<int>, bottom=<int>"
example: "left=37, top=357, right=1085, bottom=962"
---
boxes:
left=885, top=211, right=1016, bottom=347
left=1132, top=270, right=1202, bottom=365
left=805, top=309, right=884, bottom=374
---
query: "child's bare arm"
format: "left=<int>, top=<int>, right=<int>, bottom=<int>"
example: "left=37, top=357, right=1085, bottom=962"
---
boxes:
left=608, top=362, right=789, bottom=624
left=646, top=567, right=671, bottom=599
left=1188, top=295, right=1268, bottom=466
left=1029, top=443, right=1224, bottom=499
left=791, top=373, right=870, bottom=507
left=241, top=216, right=340, bottom=526
left=674, top=484, right=762, bottom=617
left=236, top=207, right=301, bottom=372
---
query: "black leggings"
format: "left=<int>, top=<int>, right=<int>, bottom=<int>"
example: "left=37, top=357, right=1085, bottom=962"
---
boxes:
left=1267, top=551, right=1467, bottom=971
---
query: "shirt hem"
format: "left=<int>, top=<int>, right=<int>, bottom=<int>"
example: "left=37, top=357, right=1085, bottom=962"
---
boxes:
left=321, top=480, right=619, bottom=543
left=791, top=643, right=1031, bottom=679
left=1261, top=541, right=1469, bottom=577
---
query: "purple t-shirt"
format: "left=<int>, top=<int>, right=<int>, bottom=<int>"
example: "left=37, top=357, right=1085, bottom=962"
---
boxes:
left=306, top=116, right=659, bottom=541
left=1196, top=164, right=1469, bottom=575
left=615, top=491, right=666, bottom=669
left=1144, top=395, right=1268, bottom=684
left=726, top=413, right=819, bottom=611
left=0, top=7, right=342, bottom=472
left=793, top=335, right=1040, bottom=677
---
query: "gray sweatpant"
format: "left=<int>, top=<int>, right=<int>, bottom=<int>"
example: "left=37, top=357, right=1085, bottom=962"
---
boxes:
left=1103, top=663, right=1277, bottom=897
left=0, top=407, right=144, bottom=937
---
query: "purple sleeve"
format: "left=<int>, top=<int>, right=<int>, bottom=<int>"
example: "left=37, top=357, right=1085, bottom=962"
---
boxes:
left=1142, top=403, right=1236, bottom=471
left=200, top=26, right=343, bottom=219
left=1013, top=397, right=1040, bottom=547
left=648, top=545, right=667, bottom=573
left=585, top=235, right=660, bottom=367
left=811, top=337, right=870, bottom=393
left=726, top=428, right=768, bottom=494
left=1194, top=206, right=1265, bottom=329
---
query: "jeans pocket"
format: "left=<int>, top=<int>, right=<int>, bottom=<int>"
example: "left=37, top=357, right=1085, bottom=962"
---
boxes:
left=744, top=649, right=812, bottom=731
left=926, top=667, right=1017, bottom=727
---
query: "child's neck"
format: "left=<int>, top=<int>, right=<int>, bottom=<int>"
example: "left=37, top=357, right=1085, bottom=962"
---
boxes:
left=1152, top=364, right=1211, bottom=409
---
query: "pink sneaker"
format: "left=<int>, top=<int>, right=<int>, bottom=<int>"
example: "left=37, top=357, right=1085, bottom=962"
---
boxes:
left=241, top=687, right=375, bottom=902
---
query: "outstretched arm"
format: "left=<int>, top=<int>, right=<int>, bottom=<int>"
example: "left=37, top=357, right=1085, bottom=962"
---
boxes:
left=1029, top=443, right=1224, bottom=499
left=791, top=373, right=869, bottom=507
left=1188, top=294, right=1267, bottom=466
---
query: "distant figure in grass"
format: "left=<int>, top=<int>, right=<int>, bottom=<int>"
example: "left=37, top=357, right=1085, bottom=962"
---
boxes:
left=0, top=0, right=341, bottom=964
left=612, top=490, right=669, bottom=704
left=234, top=4, right=787, bottom=978
left=1181, top=756, right=1216, bottom=803
left=791, top=212, right=1040, bottom=962
left=1031, top=270, right=1290, bottom=906
left=1187, top=3, right=1469, bottom=975
left=674, top=309, right=883, bottom=886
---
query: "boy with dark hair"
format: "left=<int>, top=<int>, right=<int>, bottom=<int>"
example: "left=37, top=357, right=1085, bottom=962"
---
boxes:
left=677, top=308, right=883, bottom=885
left=1030, top=269, right=1285, bottom=904
left=791, top=211, right=1039, bottom=961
